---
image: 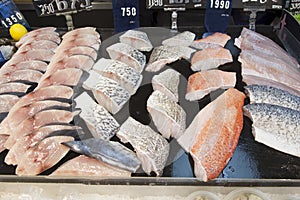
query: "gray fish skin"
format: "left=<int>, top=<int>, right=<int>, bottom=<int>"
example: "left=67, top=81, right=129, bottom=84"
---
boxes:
left=243, top=103, right=300, bottom=157
left=245, top=85, right=300, bottom=111
left=63, top=138, right=141, bottom=172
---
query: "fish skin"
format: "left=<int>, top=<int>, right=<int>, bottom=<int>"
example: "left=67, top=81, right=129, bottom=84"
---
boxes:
left=120, top=30, right=153, bottom=52
left=245, top=85, right=300, bottom=111
left=191, top=32, right=231, bottom=49
left=243, top=103, right=300, bottom=157
left=162, top=31, right=195, bottom=47
left=63, top=138, right=141, bottom=173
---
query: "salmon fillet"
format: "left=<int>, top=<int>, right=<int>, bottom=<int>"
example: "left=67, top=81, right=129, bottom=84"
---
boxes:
left=191, top=32, right=231, bottom=49
left=177, top=88, right=245, bottom=181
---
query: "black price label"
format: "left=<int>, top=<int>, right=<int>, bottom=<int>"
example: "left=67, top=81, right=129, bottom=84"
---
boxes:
left=32, top=0, right=91, bottom=16
left=147, top=0, right=205, bottom=9
left=288, top=0, right=300, bottom=14
left=241, top=0, right=282, bottom=9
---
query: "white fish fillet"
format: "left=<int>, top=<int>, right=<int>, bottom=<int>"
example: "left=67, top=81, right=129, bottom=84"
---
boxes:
left=106, top=42, right=146, bottom=73
left=162, top=31, right=195, bottom=47
left=0, top=69, right=43, bottom=84
left=74, top=92, right=119, bottom=140
left=18, top=40, right=58, bottom=52
left=0, top=82, right=31, bottom=94
left=0, top=94, right=19, bottom=113
left=62, top=27, right=100, bottom=39
left=83, top=70, right=130, bottom=114
left=54, top=46, right=98, bottom=61
left=16, top=31, right=60, bottom=48
left=147, top=90, right=186, bottom=139
left=120, top=30, right=153, bottom=52
left=0, top=134, right=8, bottom=153
left=58, top=37, right=101, bottom=51
left=117, top=117, right=169, bottom=176
left=0, top=60, right=48, bottom=74
left=152, top=69, right=180, bottom=102
left=9, top=49, right=55, bottom=63
left=93, top=58, right=142, bottom=95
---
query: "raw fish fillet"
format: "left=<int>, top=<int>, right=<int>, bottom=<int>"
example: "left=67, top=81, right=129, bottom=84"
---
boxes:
left=9, top=49, right=55, bottom=63
left=5, top=124, right=80, bottom=165
left=0, top=69, right=43, bottom=84
left=0, top=82, right=31, bottom=94
left=16, top=136, right=74, bottom=176
left=83, top=71, right=130, bottom=114
left=0, top=60, right=48, bottom=74
left=239, top=50, right=300, bottom=91
left=162, top=31, right=195, bottom=47
left=186, top=70, right=236, bottom=101
left=106, top=42, right=146, bottom=73
left=63, top=138, right=141, bottom=172
left=62, top=27, right=100, bottom=39
left=147, top=90, right=186, bottom=139
left=36, top=68, right=83, bottom=89
left=54, top=46, right=98, bottom=61
left=16, top=33, right=61, bottom=48
left=191, top=47, right=233, bottom=71
left=74, top=92, right=119, bottom=140
left=243, top=103, right=300, bottom=157
left=152, top=69, right=180, bottom=102
left=18, top=27, right=58, bottom=43
left=242, top=75, right=300, bottom=97
left=177, top=88, right=245, bottom=181
left=191, top=32, right=231, bottom=49
left=120, top=30, right=153, bottom=51
left=245, top=85, right=300, bottom=111
left=0, top=135, right=8, bottom=153
left=0, top=94, right=19, bottom=113
left=93, top=58, right=142, bottom=95
left=117, top=117, right=169, bottom=176
left=50, top=155, right=131, bottom=177
left=146, top=45, right=195, bottom=72
left=58, top=37, right=101, bottom=51
left=18, top=40, right=58, bottom=52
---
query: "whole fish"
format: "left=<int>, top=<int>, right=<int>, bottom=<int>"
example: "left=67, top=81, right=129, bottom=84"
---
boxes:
left=243, top=103, right=300, bottom=157
left=120, top=30, right=153, bottom=52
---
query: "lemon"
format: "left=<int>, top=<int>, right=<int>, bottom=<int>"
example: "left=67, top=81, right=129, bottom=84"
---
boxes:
left=9, top=23, right=28, bottom=41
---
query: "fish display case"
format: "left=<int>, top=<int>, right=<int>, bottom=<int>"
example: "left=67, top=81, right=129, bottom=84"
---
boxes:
left=0, top=0, right=300, bottom=198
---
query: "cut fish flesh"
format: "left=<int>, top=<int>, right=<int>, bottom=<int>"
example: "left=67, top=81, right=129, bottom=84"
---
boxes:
left=16, top=136, right=74, bottom=176
left=245, top=85, right=300, bottom=111
left=83, top=71, right=130, bottom=114
left=152, top=69, right=180, bottom=102
left=93, top=58, right=142, bottom=95
left=191, top=32, right=231, bottom=49
left=147, top=90, right=186, bottom=139
left=63, top=138, right=141, bottom=172
left=106, top=42, right=146, bottom=73
left=18, top=27, right=58, bottom=42
left=9, top=49, right=55, bottom=63
left=63, top=33, right=100, bottom=43
left=243, top=103, right=300, bottom=157
left=120, top=30, right=153, bottom=51
left=191, top=47, right=233, bottom=71
left=0, top=60, right=48, bottom=74
left=0, top=69, right=43, bottom=84
left=162, top=31, right=195, bottom=47
left=50, top=155, right=131, bottom=177
left=0, top=82, right=31, bottom=94
left=0, top=94, right=19, bottom=113
left=74, top=92, right=119, bottom=140
left=146, top=45, right=195, bottom=72
left=117, top=117, right=169, bottom=176
left=186, top=70, right=236, bottom=101
left=0, top=135, right=8, bottom=153
left=16, top=33, right=61, bottom=48
left=54, top=46, right=98, bottom=61
left=62, top=27, right=100, bottom=39
left=239, top=50, right=300, bottom=91
left=242, top=75, right=300, bottom=97
left=18, top=40, right=58, bottom=52
left=177, top=88, right=245, bottom=181
left=58, top=37, right=101, bottom=51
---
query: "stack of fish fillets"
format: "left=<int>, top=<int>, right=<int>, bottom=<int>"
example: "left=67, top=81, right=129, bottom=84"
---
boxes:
left=0, top=27, right=102, bottom=176
left=236, top=28, right=300, bottom=158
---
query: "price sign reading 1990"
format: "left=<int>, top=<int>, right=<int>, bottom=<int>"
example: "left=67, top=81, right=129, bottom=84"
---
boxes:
left=32, top=0, right=91, bottom=16
left=209, top=0, right=230, bottom=9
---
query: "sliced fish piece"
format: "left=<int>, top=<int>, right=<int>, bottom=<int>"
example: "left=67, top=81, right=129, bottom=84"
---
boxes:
left=9, top=49, right=55, bottom=63
left=18, top=40, right=58, bottom=52
left=186, top=70, right=236, bottom=101
left=0, top=82, right=31, bottom=94
left=50, top=155, right=131, bottom=177
left=243, top=103, right=300, bottom=157
left=245, top=85, right=300, bottom=111
left=191, top=47, right=233, bottom=71
left=146, top=45, right=195, bottom=72
left=191, top=32, right=231, bottom=49
left=62, top=27, right=100, bottom=39
left=74, top=92, right=119, bottom=140
left=152, top=69, right=180, bottom=102
left=0, top=94, right=19, bottom=113
left=0, top=69, right=43, bottom=84
left=63, top=138, right=141, bottom=172
left=0, top=60, right=48, bottom=74
left=58, top=37, right=101, bottom=51
left=117, top=117, right=169, bottom=176
left=147, top=90, right=186, bottom=139
left=106, top=42, right=146, bottom=73
left=18, top=27, right=58, bottom=42
left=16, top=136, right=74, bottom=176
left=93, top=58, right=142, bottom=95
left=120, top=30, right=153, bottom=51
left=162, top=31, right=195, bottom=47
left=0, top=134, right=8, bottom=153
left=83, top=71, right=130, bottom=114
left=177, top=88, right=245, bottom=181
left=54, top=46, right=98, bottom=61
left=16, top=33, right=61, bottom=48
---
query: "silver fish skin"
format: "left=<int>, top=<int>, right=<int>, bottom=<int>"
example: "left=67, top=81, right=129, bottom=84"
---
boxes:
left=162, top=31, right=195, bottom=47
left=243, top=103, right=300, bottom=157
left=120, top=30, right=153, bottom=52
left=245, top=85, right=300, bottom=111
left=63, top=138, right=141, bottom=173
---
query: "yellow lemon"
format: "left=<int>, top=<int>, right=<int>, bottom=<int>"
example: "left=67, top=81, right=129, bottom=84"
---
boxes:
left=9, top=23, right=28, bottom=41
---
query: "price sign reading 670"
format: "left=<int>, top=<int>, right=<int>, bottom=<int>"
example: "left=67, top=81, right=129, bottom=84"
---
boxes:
left=32, top=0, right=91, bottom=16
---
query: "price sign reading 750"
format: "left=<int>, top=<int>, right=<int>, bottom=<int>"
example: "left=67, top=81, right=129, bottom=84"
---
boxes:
left=32, top=0, right=91, bottom=16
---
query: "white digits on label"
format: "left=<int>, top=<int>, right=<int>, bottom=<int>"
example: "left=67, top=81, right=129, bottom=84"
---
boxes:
left=1, top=20, right=8, bottom=28
left=5, top=18, right=13, bottom=26
left=56, top=0, right=68, bottom=11
left=16, top=12, right=23, bottom=20
left=121, top=7, right=136, bottom=17
left=11, top=15, right=17, bottom=22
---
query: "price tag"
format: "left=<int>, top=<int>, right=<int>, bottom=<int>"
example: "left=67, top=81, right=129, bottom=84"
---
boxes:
left=288, top=0, right=300, bottom=15
left=147, top=0, right=205, bottom=9
left=242, top=0, right=282, bottom=9
left=32, top=0, right=91, bottom=17
left=204, top=0, right=232, bottom=34
left=112, top=0, right=139, bottom=32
